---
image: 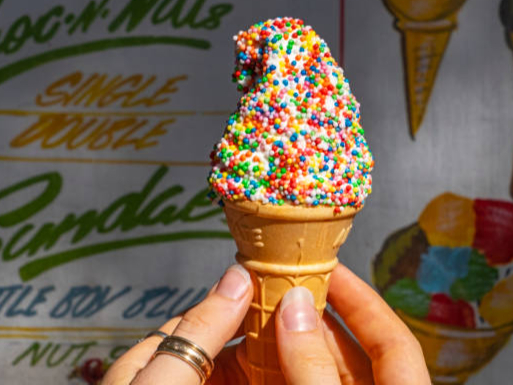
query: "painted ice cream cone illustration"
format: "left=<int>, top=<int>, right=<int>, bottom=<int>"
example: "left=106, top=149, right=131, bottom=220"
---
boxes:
left=208, top=18, right=374, bottom=384
left=384, top=0, right=468, bottom=137
left=500, top=2, right=513, bottom=198
left=374, top=193, right=513, bottom=384
left=500, top=0, right=513, bottom=50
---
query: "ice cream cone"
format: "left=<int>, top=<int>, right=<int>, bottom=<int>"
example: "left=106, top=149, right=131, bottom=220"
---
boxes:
left=223, top=200, right=360, bottom=385
left=384, top=0, right=468, bottom=137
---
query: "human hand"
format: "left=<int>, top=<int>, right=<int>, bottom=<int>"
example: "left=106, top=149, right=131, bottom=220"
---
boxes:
left=103, top=263, right=430, bottom=385
left=102, top=264, right=252, bottom=385
left=274, top=263, right=431, bottom=384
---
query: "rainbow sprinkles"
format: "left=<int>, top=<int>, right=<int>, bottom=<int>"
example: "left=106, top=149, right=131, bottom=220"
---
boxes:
left=208, top=17, right=373, bottom=212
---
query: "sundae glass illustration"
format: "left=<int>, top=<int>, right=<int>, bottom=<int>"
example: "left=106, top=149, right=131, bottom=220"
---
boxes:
left=373, top=193, right=513, bottom=384
left=383, top=0, right=468, bottom=137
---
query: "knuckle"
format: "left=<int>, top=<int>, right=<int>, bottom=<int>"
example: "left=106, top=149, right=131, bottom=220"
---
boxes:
left=178, top=308, right=213, bottom=335
left=298, top=349, right=337, bottom=369
left=367, top=335, right=404, bottom=360
left=409, top=334, right=423, bottom=354
left=368, top=331, right=422, bottom=361
left=399, top=325, right=423, bottom=352
left=300, top=360, right=339, bottom=383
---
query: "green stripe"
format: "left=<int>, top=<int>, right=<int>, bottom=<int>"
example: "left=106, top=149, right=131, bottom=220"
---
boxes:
left=19, top=230, right=232, bottom=281
left=0, top=36, right=210, bottom=86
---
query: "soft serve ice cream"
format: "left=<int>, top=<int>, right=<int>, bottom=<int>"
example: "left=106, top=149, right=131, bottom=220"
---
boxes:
left=208, top=18, right=373, bottom=212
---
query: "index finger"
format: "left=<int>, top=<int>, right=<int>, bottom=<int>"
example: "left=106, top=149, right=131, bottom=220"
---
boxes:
left=328, top=264, right=430, bottom=384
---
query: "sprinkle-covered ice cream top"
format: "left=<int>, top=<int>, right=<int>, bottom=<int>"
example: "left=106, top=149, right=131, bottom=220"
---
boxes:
left=208, top=17, right=374, bottom=210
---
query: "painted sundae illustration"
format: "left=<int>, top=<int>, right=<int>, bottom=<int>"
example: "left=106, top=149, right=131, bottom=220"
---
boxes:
left=383, top=0, right=468, bottom=137
left=374, top=192, right=513, bottom=384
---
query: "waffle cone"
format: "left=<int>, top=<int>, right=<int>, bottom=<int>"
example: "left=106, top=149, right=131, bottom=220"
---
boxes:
left=396, top=17, right=457, bottom=137
left=223, top=200, right=361, bottom=385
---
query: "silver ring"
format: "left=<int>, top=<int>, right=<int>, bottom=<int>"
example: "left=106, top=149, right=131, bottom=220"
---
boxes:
left=137, top=330, right=168, bottom=343
left=153, top=335, right=214, bottom=384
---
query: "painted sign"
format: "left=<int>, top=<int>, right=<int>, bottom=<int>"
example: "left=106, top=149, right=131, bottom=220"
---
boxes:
left=2, top=1, right=513, bottom=384
left=0, top=1, right=344, bottom=383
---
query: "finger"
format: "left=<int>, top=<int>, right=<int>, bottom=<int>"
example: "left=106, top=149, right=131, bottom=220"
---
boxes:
left=233, top=322, right=246, bottom=340
left=104, top=290, right=219, bottom=385
left=102, top=316, right=182, bottom=385
left=328, top=264, right=430, bottom=384
left=322, top=311, right=374, bottom=384
left=276, top=287, right=340, bottom=385
left=132, top=264, right=253, bottom=385
left=104, top=279, right=246, bottom=385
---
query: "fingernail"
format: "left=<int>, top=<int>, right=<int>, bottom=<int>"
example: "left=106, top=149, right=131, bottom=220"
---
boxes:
left=280, top=287, right=318, bottom=332
left=216, top=264, right=251, bottom=300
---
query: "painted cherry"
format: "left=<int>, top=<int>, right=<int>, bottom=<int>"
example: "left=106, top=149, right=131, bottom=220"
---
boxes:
left=473, top=199, right=513, bottom=265
left=427, top=293, right=476, bottom=328
left=80, top=358, right=105, bottom=385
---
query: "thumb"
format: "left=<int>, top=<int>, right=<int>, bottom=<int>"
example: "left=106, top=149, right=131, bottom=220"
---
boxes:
left=276, top=287, right=340, bottom=385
